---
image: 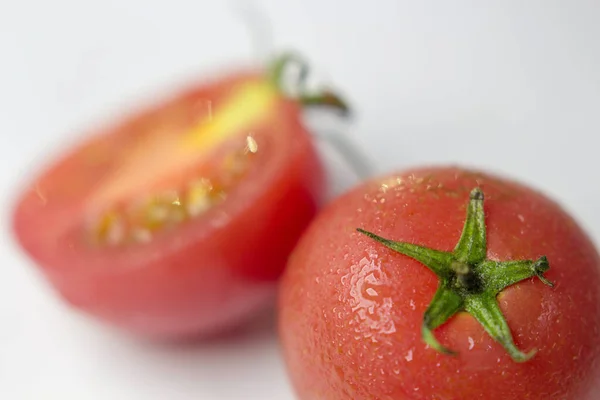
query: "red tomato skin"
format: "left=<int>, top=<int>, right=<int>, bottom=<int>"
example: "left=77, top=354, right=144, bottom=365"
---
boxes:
left=279, top=166, right=600, bottom=400
left=12, top=72, right=325, bottom=339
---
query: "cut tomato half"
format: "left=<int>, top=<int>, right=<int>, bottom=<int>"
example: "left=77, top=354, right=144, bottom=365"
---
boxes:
left=12, top=53, right=348, bottom=339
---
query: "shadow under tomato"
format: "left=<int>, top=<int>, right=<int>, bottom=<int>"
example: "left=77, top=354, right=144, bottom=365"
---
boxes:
left=147, top=303, right=280, bottom=349
left=61, top=303, right=289, bottom=398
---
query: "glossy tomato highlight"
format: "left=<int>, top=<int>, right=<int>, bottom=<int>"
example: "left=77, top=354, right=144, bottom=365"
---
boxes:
left=12, top=53, right=348, bottom=339
left=279, top=166, right=600, bottom=400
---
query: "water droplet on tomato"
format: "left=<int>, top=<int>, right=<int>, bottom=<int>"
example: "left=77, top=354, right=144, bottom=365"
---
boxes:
left=245, top=134, right=258, bottom=154
left=344, top=257, right=396, bottom=341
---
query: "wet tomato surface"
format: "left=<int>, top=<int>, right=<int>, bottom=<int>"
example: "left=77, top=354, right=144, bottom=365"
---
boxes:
left=279, top=166, right=600, bottom=399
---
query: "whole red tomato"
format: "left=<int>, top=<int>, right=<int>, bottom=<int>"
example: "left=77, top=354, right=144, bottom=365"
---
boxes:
left=279, top=166, right=600, bottom=399
left=11, top=53, right=347, bottom=339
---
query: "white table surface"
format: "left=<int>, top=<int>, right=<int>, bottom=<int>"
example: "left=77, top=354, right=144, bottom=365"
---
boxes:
left=2, top=1, right=600, bottom=399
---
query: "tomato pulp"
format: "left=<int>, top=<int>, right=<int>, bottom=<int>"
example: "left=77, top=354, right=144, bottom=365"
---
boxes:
left=12, top=53, right=348, bottom=339
left=279, top=166, right=600, bottom=399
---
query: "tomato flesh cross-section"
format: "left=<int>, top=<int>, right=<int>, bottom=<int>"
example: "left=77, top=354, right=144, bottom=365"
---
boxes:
left=87, top=80, right=276, bottom=248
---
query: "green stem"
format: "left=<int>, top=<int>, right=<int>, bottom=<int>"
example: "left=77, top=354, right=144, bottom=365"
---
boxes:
left=268, top=52, right=307, bottom=90
left=422, top=284, right=464, bottom=355
left=465, top=295, right=537, bottom=362
left=357, top=187, right=555, bottom=363
left=356, top=228, right=454, bottom=279
left=453, top=188, right=487, bottom=264
left=267, top=52, right=350, bottom=115
left=480, top=257, right=554, bottom=294
left=297, top=91, right=350, bottom=115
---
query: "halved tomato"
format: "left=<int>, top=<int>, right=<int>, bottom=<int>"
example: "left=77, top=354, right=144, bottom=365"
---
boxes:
left=11, top=53, right=348, bottom=339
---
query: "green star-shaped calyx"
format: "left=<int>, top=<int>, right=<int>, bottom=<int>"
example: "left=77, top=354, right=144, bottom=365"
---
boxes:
left=357, top=187, right=554, bottom=363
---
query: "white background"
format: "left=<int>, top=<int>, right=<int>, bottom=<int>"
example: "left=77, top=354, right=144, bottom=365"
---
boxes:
left=1, top=1, right=600, bottom=399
